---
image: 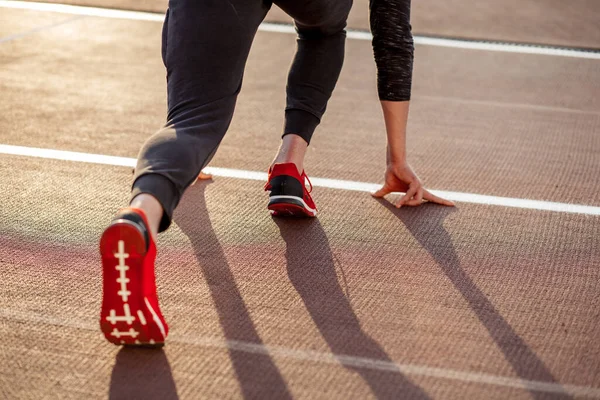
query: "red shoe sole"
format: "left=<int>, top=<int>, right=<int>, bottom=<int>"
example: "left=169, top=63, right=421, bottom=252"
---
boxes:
left=268, top=202, right=316, bottom=217
left=99, top=222, right=167, bottom=346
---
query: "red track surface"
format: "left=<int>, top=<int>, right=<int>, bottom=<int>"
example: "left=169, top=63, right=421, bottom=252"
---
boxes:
left=0, top=2, right=599, bottom=399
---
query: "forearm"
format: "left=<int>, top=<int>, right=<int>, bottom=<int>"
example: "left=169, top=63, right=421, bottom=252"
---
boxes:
left=381, top=100, right=410, bottom=164
left=369, top=0, right=414, bottom=163
left=370, top=0, right=413, bottom=162
left=370, top=0, right=414, bottom=101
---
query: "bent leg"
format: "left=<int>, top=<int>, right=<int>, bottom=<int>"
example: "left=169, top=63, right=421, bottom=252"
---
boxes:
left=132, top=0, right=271, bottom=232
left=274, top=0, right=352, bottom=145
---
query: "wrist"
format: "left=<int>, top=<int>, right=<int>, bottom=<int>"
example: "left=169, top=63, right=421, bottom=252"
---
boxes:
left=386, top=145, right=406, bottom=165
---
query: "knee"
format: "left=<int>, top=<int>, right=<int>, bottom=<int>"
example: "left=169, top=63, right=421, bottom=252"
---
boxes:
left=295, top=0, right=352, bottom=37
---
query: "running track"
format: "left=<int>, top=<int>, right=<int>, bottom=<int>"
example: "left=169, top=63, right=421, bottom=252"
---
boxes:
left=0, top=1, right=599, bottom=399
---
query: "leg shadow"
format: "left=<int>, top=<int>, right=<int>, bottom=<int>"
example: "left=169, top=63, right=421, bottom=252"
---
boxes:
left=173, top=181, right=291, bottom=399
left=377, top=200, right=570, bottom=399
left=109, top=347, right=178, bottom=400
left=275, top=218, right=430, bottom=399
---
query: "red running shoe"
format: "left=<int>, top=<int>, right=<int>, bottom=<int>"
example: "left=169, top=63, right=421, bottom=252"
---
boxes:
left=99, top=207, right=169, bottom=346
left=265, top=163, right=317, bottom=217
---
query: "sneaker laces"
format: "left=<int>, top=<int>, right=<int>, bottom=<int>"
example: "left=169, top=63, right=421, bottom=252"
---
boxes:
left=302, top=171, right=313, bottom=193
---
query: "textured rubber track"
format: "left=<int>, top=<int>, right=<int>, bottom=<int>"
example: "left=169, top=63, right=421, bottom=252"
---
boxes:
left=99, top=222, right=167, bottom=346
left=17, top=0, right=600, bottom=48
left=1, top=5, right=600, bottom=400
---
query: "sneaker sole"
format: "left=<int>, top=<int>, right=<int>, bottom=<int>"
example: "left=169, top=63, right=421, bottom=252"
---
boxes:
left=99, top=221, right=166, bottom=347
left=268, top=196, right=317, bottom=217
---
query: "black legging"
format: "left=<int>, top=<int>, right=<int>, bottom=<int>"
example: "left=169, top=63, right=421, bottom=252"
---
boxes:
left=131, top=0, right=352, bottom=232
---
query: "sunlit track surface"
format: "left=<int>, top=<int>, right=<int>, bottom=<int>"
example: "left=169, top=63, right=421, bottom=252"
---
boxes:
left=2, top=0, right=600, bottom=59
left=5, top=0, right=600, bottom=48
left=0, top=2, right=599, bottom=400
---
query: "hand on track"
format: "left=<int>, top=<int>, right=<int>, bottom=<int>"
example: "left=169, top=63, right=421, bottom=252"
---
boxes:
left=371, top=162, right=454, bottom=208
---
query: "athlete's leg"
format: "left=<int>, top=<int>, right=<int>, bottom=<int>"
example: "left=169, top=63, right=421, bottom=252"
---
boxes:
left=265, top=0, right=351, bottom=218
left=270, top=0, right=352, bottom=173
left=100, top=0, right=271, bottom=346
left=133, top=0, right=272, bottom=234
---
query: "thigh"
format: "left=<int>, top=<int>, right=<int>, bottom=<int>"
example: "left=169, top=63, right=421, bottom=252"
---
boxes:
left=274, top=0, right=351, bottom=33
left=162, top=0, right=271, bottom=115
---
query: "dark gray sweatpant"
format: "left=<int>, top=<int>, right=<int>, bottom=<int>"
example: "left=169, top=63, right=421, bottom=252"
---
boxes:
left=131, top=0, right=352, bottom=232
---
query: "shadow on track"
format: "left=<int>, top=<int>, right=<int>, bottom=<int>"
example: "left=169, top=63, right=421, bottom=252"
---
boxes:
left=109, top=347, right=178, bottom=400
left=275, top=217, right=430, bottom=399
left=377, top=199, right=570, bottom=400
left=174, top=181, right=291, bottom=399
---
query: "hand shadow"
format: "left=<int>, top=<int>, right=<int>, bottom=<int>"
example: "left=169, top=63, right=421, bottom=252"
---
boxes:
left=109, top=347, right=178, bottom=400
left=173, top=181, right=292, bottom=399
left=275, top=218, right=430, bottom=399
left=376, top=199, right=570, bottom=400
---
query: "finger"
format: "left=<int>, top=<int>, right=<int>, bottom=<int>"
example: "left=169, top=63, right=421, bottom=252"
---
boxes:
left=404, top=198, right=424, bottom=206
left=414, top=187, right=424, bottom=203
left=404, top=187, right=425, bottom=206
left=372, top=184, right=392, bottom=198
left=423, top=189, right=455, bottom=206
left=198, top=171, right=213, bottom=180
left=396, top=182, right=420, bottom=208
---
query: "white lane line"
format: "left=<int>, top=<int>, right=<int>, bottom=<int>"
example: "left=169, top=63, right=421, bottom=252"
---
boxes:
left=1, top=144, right=600, bottom=216
left=2, top=307, right=599, bottom=398
left=0, top=0, right=165, bottom=21
left=0, top=144, right=136, bottom=167
left=410, top=36, right=600, bottom=59
left=1, top=0, right=599, bottom=60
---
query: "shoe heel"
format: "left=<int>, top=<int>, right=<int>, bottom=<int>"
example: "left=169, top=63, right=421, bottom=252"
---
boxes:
left=268, top=175, right=304, bottom=198
left=99, top=222, right=159, bottom=345
left=100, top=220, right=146, bottom=259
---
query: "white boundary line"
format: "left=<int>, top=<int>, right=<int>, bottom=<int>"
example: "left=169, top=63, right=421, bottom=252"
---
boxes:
left=0, top=0, right=165, bottom=21
left=1, top=144, right=599, bottom=216
left=2, top=307, right=599, bottom=398
left=1, top=0, right=600, bottom=59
